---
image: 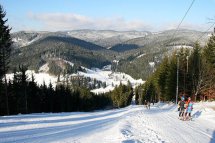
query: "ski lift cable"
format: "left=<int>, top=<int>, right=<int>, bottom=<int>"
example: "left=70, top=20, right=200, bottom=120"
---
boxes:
left=196, top=22, right=215, bottom=42
left=156, top=0, right=196, bottom=50
left=169, top=0, right=196, bottom=44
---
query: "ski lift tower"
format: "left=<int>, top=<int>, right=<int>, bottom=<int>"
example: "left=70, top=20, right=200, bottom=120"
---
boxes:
left=176, top=53, right=179, bottom=104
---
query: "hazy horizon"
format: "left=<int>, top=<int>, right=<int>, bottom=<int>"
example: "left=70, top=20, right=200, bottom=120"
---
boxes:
left=11, top=28, right=212, bottom=34
left=1, top=0, right=215, bottom=32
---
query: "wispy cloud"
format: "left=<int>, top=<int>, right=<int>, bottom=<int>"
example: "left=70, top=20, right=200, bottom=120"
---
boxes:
left=27, top=12, right=152, bottom=31
left=155, top=22, right=208, bottom=32
left=25, top=12, right=208, bottom=32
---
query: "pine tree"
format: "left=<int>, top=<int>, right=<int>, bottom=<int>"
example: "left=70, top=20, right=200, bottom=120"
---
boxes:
left=0, top=5, right=12, bottom=115
left=201, top=34, right=215, bottom=99
left=19, top=65, right=28, bottom=113
left=165, top=54, right=177, bottom=101
left=156, top=55, right=169, bottom=101
left=47, top=81, right=54, bottom=112
left=134, top=87, right=139, bottom=105
left=28, top=73, right=39, bottom=113
left=204, top=34, right=215, bottom=66
left=189, top=42, right=202, bottom=100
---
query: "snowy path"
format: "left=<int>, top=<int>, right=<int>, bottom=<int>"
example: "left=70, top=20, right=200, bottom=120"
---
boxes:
left=143, top=104, right=215, bottom=143
left=0, top=103, right=215, bottom=143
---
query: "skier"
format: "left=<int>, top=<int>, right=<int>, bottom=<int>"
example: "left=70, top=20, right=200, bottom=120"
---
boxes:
left=184, top=97, right=193, bottom=121
left=178, top=96, right=185, bottom=120
left=144, top=100, right=148, bottom=109
left=147, top=101, right=150, bottom=109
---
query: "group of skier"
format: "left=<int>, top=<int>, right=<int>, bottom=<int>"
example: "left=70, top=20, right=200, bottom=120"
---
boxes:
left=178, top=95, right=194, bottom=121
left=144, top=100, right=151, bottom=109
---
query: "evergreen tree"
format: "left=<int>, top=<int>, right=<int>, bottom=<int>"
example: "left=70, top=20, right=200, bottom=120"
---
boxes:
left=156, top=55, right=169, bottom=101
left=111, top=83, right=133, bottom=108
left=47, top=81, right=54, bottom=112
left=201, top=34, right=215, bottom=99
left=165, top=54, right=177, bottom=101
left=134, top=87, right=139, bottom=105
left=102, top=82, right=106, bottom=88
left=0, top=5, right=12, bottom=115
left=28, top=74, right=40, bottom=113
left=189, top=43, right=202, bottom=100
left=204, top=34, right=215, bottom=66
left=19, top=65, right=28, bottom=113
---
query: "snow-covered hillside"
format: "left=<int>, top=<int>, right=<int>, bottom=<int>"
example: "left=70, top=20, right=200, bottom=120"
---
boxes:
left=67, top=30, right=149, bottom=47
left=12, top=36, right=41, bottom=47
left=11, top=31, right=46, bottom=48
left=11, top=30, right=149, bottom=48
left=6, top=65, right=144, bottom=93
left=78, top=67, right=144, bottom=94
left=6, top=70, right=58, bottom=87
left=67, top=30, right=148, bottom=41
left=0, top=102, right=214, bottom=143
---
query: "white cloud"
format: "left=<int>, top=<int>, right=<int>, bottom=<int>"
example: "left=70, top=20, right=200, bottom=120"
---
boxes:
left=27, top=12, right=152, bottom=31
left=18, top=12, right=209, bottom=32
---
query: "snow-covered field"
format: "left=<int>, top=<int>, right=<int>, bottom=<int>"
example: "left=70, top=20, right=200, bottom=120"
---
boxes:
left=79, top=68, right=144, bottom=94
left=0, top=102, right=214, bottom=143
left=6, top=65, right=144, bottom=94
left=6, top=70, right=58, bottom=87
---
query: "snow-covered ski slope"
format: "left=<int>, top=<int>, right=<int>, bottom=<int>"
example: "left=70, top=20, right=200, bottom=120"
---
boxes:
left=6, top=66, right=144, bottom=94
left=0, top=102, right=215, bottom=143
left=78, top=68, right=144, bottom=94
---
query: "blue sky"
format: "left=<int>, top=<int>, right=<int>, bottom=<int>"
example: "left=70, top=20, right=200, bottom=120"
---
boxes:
left=0, top=0, right=215, bottom=32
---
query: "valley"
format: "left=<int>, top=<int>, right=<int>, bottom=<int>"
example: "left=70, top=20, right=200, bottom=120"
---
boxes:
left=10, top=29, right=210, bottom=80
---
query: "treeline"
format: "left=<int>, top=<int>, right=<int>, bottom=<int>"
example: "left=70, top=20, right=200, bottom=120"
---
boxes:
left=136, top=34, right=215, bottom=104
left=0, top=66, right=112, bottom=115
left=0, top=66, right=133, bottom=115
left=0, top=5, right=133, bottom=116
left=10, top=35, right=112, bottom=72
left=111, top=82, right=133, bottom=108
left=48, top=60, right=86, bottom=76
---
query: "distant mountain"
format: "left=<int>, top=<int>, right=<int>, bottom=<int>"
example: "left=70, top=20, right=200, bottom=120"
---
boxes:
left=11, top=31, right=48, bottom=48
left=66, top=30, right=150, bottom=48
left=111, top=29, right=210, bottom=79
left=11, top=30, right=150, bottom=49
left=10, top=29, right=211, bottom=79
left=121, top=29, right=207, bottom=47
left=10, top=34, right=116, bottom=73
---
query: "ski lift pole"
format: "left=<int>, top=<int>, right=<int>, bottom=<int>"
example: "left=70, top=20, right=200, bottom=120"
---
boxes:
left=176, top=53, right=179, bottom=104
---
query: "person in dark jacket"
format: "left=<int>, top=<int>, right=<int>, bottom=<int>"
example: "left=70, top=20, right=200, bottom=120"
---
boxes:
left=178, top=96, right=185, bottom=119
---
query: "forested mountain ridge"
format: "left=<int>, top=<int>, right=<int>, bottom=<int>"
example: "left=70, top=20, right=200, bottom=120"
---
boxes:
left=10, top=34, right=116, bottom=73
left=10, top=29, right=210, bottom=80
left=11, top=30, right=150, bottom=48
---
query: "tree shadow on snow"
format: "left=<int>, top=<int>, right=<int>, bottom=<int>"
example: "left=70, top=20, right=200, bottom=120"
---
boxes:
left=210, top=130, right=215, bottom=143
left=0, top=109, right=127, bottom=128
left=122, top=139, right=142, bottom=143
left=192, top=111, right=202, bottom=119
left=0, top=116, right=119, bottom=142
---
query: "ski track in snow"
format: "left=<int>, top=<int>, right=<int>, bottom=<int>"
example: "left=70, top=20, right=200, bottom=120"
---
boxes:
left=0, top=103, right=215, bottom=143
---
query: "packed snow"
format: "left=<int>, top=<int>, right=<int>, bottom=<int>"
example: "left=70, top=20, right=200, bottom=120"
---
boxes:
left=0, top=102, right=214, bottom=143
